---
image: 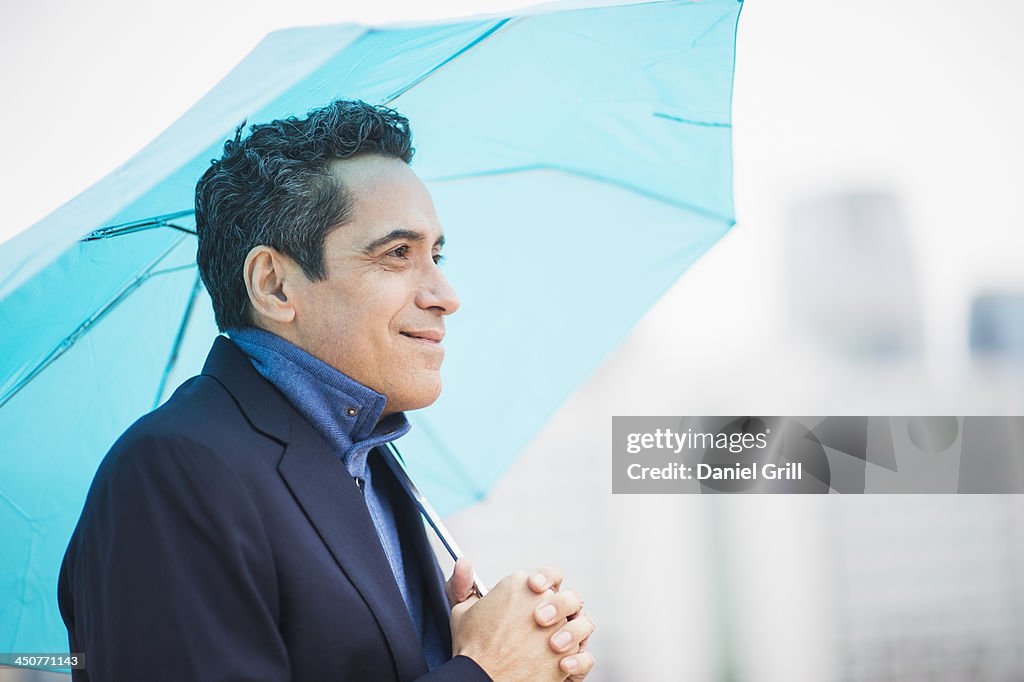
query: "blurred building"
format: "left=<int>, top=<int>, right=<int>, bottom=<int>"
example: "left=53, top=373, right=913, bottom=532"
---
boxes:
left=970, top=293, right=1024, bottom=362
left=964, top=292, right=1024, bottom=414
left=829, top=497, right=1024, bottom=682
left=785, top=190, right=923, bottom=359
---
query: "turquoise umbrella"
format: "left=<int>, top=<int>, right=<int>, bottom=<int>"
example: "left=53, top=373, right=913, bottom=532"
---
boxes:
left=0, top=0, right=742, bottom=656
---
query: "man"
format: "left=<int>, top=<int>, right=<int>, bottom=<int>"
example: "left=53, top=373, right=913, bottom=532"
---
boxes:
left=57, top=100, right=595, bottom=681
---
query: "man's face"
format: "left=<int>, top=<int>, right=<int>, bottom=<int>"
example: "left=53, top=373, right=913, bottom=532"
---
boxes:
left=286, top=154, right=459, bottom=415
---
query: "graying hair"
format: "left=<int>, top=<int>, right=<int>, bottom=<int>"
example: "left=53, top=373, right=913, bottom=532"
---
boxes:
left=194, top=99, right=415, bottom=331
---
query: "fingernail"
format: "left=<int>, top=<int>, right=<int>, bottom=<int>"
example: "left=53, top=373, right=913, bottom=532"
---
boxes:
left=536, top=604, right=557, bottom=624
left=552, top=630, right=572, bottom=650
left=563, top=657, right=579, bottom=671
left=529, top=573, right=547, bottom=589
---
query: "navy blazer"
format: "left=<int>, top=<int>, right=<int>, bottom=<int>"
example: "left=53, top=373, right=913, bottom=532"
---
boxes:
left=58, top=335, right=491, bottom=682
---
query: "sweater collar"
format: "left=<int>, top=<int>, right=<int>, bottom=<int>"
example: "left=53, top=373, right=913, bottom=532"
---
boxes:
left=226, top=327, right=410, bottom=477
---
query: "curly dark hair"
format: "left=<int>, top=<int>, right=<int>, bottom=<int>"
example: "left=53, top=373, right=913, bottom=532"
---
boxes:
left=195, top=99, right=415, bottom=332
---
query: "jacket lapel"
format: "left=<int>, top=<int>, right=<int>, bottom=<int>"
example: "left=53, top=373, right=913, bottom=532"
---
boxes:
left=201, top=335, right=429, bottom=680
left=383, top=449, right=455, bottom=658
left=416, top=526, right=455, bottom=658
left=278, top=416, right=429, bottom=681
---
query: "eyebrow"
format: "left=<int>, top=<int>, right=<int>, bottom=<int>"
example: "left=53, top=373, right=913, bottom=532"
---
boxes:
left=362, top=229, right=445, bottom=254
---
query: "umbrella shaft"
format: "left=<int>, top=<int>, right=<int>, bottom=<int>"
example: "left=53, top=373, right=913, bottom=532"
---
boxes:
left=382, top=444, right=489, bottom=597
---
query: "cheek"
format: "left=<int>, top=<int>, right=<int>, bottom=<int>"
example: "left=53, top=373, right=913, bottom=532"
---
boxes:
left=301, top=289, right=369, bottom=356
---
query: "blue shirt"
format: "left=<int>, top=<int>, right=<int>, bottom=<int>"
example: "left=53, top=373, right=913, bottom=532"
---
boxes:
left=227, top=326, right=446, bottom=671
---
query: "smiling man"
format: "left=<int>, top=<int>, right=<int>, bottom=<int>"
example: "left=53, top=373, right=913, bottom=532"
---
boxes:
left=246, top=153, right=457, bottom=414
left=57, top=100, right=594, bottom=681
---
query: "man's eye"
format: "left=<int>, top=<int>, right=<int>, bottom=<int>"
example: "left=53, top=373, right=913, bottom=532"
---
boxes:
left=433, top=253, right=446, bottom=266
left=388, top=245, right=410, bottom=259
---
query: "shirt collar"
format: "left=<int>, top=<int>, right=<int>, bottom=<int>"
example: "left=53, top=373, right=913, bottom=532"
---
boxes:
left=226, top=327, right=410, bottom=477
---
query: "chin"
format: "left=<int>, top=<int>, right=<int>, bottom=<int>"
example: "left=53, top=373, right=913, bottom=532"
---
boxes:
left=392, top=379, right=443, bottom=413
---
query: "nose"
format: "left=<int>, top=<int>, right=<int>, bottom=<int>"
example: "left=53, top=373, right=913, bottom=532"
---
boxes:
left=416, top=262, right=460, bottom=315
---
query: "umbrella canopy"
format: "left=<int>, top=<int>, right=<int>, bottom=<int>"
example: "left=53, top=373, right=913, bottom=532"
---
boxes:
left=0, top=0, right=742, bottom=655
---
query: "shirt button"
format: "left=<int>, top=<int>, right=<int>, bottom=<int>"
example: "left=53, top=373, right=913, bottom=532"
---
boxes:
left=346, top=407, right=358, bottom=417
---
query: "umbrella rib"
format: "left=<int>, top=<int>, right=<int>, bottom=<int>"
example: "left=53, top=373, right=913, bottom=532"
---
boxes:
left=0, top=236, right=189, bottom=410
left=81, top=210, right=196, bottom=241
left=382, top=17, right=523, bottom=105
left=147, top=263, right=199, bottom=279
left=426, top=163, right=735, bottom=225
left=652, top=111, right=731, bottom=128
left=82, top=221, right=196, bottom=241
left=153, top=272, right=202, bottom=409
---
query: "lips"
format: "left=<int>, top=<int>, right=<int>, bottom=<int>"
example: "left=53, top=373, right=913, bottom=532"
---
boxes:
left=400, top=330, right=444, bottom=343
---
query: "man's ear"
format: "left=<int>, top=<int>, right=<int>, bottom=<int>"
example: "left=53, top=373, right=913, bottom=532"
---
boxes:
left=243, top=245, right=299, bottom=325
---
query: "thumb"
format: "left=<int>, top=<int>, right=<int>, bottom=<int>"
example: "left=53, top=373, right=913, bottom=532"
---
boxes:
left=446, top=557, right=476, bottom=607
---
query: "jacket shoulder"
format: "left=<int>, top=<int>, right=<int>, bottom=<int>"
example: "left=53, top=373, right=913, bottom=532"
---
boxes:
left=97, top=373, right=284, bottom=488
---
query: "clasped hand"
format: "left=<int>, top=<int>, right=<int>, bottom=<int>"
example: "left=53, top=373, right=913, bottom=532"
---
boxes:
left=447, top=559, right=595, bottom=681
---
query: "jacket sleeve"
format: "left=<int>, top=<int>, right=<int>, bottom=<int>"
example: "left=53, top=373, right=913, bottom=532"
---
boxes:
left=59, top=432, right=290, bottom=681
left=416, top=655, right=493, bottom=681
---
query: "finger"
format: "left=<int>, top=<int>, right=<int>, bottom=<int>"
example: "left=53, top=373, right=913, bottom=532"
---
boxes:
left=446, top=558, right=476, bottom=606
left=527, top=566, right=564, bottom=593
left=561, top=650, right=595, bottom=678
left=450, top=593, right=479, bottom=619
left=534, top=590, right=584, bottom=627
left=548, top=614, right=595, bottom=653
